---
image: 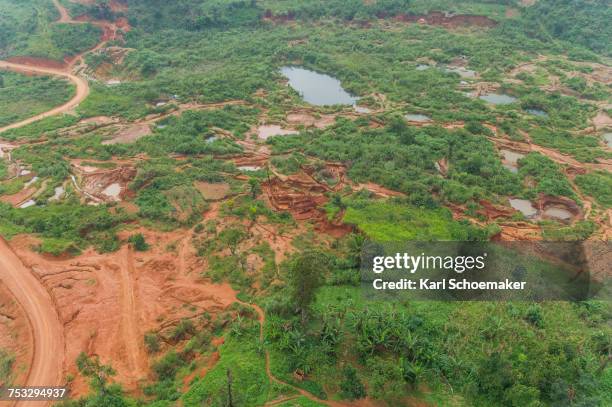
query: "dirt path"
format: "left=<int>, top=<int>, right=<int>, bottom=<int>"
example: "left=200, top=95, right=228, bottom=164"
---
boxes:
left=236, top=300, right=348, bottom=407
left=0, top=0, right=93, bottom=134
left=119, top=246, right=147, bottom=378
left=0, top=61, right=89, bottom=134
left=52, top=0, right=71, bottom=23
left=0, top=237, right=64, bottom=406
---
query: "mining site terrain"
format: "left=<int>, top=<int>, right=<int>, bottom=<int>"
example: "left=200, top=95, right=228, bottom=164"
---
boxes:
left=0, top=1, right=610, bottom=406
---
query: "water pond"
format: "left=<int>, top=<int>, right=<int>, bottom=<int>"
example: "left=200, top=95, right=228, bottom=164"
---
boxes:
left=281, top=67, right=358, bottom=106
left=405, top=114, right=432, bottom=122
left=509, top=199, right=538, bottom=218
left=103, top=183, right=121, bottom=200
left=238, top=166, right=262, bottom=172
left=543, top=207, right=573, bottom=221
left=500, top=149, right=524, bottom=173
left=479, top=93, right=517, bottom=105
left=19, top=200, right=36, bottom=209
left=526, top=108, right=548, bottom=117
left=444, top=67, right=477, bottom=78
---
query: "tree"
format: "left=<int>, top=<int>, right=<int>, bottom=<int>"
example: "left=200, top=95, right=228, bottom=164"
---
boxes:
left=76, top=353, right=116, bottom=393
left=248, top=178, right=261, bottom=198
left=287, top=250, right=329, bottom=325
left=128, top=233, right=149, bottom=251
left=340, top=365, right=366, bottom=400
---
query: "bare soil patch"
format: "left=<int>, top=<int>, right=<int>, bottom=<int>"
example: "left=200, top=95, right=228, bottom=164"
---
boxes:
left=592, top=112, right=612, bottom=130
left=393, top=12, right=498, bottom=28
left=194, top=182, right=231, bottom=200
left=286, top=112, right=336, bottom=129
left=102, top=124, right=151, bottom=145
left=7, top=230, right=237, bottom=397
left=256, top=124, right=298, bottom=140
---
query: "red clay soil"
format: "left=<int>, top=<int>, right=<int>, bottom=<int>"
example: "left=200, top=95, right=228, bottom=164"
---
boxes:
left=0, top=186, right=36, bottom=207
left=0, top=237, right=64, bottom=407
left=477, top=200, right=516, bottom=220
left=75, top=165, right=136, bottom=203
left=4, top=56, right=67, bottom=70
left=0, top=282, right=33, bottom=389
left=6, top=230, right=237, bottom=398
left=109, top=0, right=128, bottom=13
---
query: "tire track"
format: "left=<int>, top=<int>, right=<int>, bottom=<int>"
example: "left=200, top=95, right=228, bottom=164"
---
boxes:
left=119, top=246, right=147, bottom=378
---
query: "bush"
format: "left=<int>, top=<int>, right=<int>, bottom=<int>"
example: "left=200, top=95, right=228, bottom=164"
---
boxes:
left=144, top=332, right=161, bottom=354
left=128, top=233, right=149, bottom=251
left=340, top=365, right=366, bottom=400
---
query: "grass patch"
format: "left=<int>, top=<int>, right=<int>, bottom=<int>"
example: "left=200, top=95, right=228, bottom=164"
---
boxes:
left=0, top=72, right=74, bottom=128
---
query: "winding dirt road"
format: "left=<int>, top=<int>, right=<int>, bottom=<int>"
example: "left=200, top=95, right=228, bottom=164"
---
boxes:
left=0, top=238, right=64, bottom=406
left=0, top=61, right=89, bottom=134
left=52, top=0, right=70, bottom=23
left=0, top=0, right=91, bottom=134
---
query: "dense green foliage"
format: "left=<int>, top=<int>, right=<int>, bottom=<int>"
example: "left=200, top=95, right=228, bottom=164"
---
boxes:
left=0, top=0, right=101, bottom=60
left=575, top=171, right=612, bottom=207
left=520, top=0, right=612, bottom=57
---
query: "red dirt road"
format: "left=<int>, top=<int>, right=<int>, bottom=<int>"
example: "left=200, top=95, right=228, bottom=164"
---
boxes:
left=0, top=0, right=92, bottom=134
left=52, top=0, right=70, bottom=23
left=0, top=238, right=64, bottom=406
left=0, top=61, right=89, bottom=134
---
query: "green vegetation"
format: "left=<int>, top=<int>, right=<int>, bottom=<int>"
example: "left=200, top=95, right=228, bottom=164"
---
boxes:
left=182, top=323, right=271, bottom=406
left=517, top=153, right=577, bottom=201
left=128, top=233, right=149, bottom=251
left=0, top=349, right=14, bottom=385
left=343, top=198, right=494, bottom=241
left=575, top=171, right=612, bottom=207
left=2, top=1, right=611, bottom=406
left=58, top=353, right=134, bottom=407
left=0, top=201, right=128, bottom=254
left=0, top=72, right=74, bottom=128
left=0, top=0, right=101, bottom=61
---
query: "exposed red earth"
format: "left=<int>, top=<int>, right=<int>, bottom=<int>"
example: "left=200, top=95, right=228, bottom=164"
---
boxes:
left=0, top=0, right=128, bottom=134
left=0, top=237, right=64, bottom=407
